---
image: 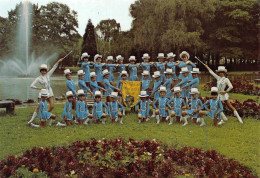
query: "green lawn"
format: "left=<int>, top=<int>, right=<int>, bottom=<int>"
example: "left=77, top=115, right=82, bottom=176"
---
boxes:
left=0, top=104, right=259, bottom=175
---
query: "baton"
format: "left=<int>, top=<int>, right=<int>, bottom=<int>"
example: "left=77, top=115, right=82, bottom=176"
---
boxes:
left=195, top=56, right=205, bottom=65
left=63, top=50, right=73, bottom=59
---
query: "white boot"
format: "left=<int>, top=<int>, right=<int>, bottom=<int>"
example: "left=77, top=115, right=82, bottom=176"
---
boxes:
left=220, top=112, right=228, bottom=121
left=200, top=118, right=205, bottom=126
left=30, top=123, right=40, bottom=128
left=84, top=118, right=90, bottom=125
left=102, top=118, right=106, bottom=124
left=74, top=119, right=79, bottom=124
left=166, top=116, right=169, bottom=121
left=156, top=115, right=160, bottom=124
left=234, top=111, right=243, bottom=124
left=123, top=108, right=126, bottom=116
left=56, top=122, right=66, bottom=127
left=120, top=118, right=123, bottom=124
left=169, top=117, right=173, bottom=125
left=146, top=117, right=150, bottom=121
left=139, top=119, right=141, bottom=123
left=196, top=117, right=201, bottom=123
left=152, top=109, right=156, bottom=117
left=183, top=117, right=188, bottom=126
left=115, top=117, right=118, bottom=122
left=28, top=112, right=37, bottom=124
left=48, top=119, right=54, bottom=126
left=218, top=119, right=225, bottom=125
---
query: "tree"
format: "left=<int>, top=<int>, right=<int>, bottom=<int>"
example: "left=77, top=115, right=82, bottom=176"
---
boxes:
left=81, top=19, right=97, bottom=59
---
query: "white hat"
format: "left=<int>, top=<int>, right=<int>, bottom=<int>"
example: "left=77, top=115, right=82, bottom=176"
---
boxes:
left=210, top=87, right=219, bottom=93
left=81, top=52, right=90, bottom=60
left=38, top=91, right=42, bottom=98
left=40, top=89, right=49, bottom=97
left=90, top=72, right=97, bottom=77
left=102, top=69, right=110, bottom=76
left=106, top=56, right=114, bottom=62
left=142, top=53, right=150, bottom=59
left=167, top=52, right=176, bottom=59
left=120, top=70, right=128, bottom=77
left=164, top=68, right=173, bottom=74
left=216, top=66, right=227, bottom=73
left=77, top=89, right=85, bottom=96
left=190, top=88, right=200, bottom=94
left=116, top=55, right=124, bottom=62
left=77, top=70, right=85, bottom=75
left=139, top=91, right=149, bottom=97
left=180, top=51, right=190, bottom=59
left=95, top=91, right=102, bottom=96
left=157, top=53, right=165, bottom=58
left=39, top=64, right=47, bottom=70
left=129, top=56, right=136, bottom=61
left=159, top=86, right=167, bottom=92
left=180, top=67, right=190, bottom=73
left=110, top=92, right=118, bottom=98
left=173, top=87, right=181, bottom=93
left=64, top=69, right=72, bottom=75
left=94, top=54, right=102, bottom=62
left=66, top=91, right=74, bottom=97
left=141, top=70, right=150, bottom=75
left=191, top=68, right=200, bottom=74
left=152, top=71, right=161, bottom=78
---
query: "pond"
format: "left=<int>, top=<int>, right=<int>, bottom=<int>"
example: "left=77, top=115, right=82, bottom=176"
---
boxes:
left=0, top=73, right=258, bottom=102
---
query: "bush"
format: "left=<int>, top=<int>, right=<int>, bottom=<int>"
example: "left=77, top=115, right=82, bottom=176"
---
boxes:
left=0, top=138, right=256, bottom=177
left=203, top=80, right=260, bottom=96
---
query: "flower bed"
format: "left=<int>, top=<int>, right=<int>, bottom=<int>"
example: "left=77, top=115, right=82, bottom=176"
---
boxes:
left=200, top=97, right=260, bottom=119
left=0, top=138, right=256, bottom=177
left=203, top=80, right=260, bottom=96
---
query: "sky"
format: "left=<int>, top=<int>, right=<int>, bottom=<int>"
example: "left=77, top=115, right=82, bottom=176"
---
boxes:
left=0, top=0, right=136, bottom=35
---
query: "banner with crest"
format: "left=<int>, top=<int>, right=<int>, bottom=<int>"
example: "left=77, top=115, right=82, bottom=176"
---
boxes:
left=121, top=81, right=141, bottom=108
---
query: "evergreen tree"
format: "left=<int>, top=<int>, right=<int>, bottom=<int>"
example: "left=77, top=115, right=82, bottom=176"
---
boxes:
left=81, top=19, right=97, bottom=60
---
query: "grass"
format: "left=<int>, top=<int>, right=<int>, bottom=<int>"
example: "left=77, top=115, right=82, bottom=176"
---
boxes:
left=0, top=104, right=259, bottom=175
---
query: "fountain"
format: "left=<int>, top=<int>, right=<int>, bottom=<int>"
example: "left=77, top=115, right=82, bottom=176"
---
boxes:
left=0, top=1, right=57, bottom=77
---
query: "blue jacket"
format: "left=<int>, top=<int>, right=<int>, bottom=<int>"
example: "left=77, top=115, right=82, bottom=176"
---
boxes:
left=66, top=79, right=77, bottom=95
left=81, top=62, right=93, bottom=82
left=162, top=78, right=173, bottom=98
left=142, top=79, right=151, bottom=92
left=103, top=78, right=117, bottom=96
left=135, top=100, right=150, bottom=117
left=62, top=101, right=73, bottom=120
left=108, top=101, right=124, bottom=116
left=128, top=64, right=139, bottom=81
left=106, top=64, right=117, bottom=82
left=177, top=61, right=196, bottom=81
left=78, top=79, right=91, bottom=97
left=175, top=76, right=190, bottom=98
left=94, top=63, right=104, bottom=82
left=76, top=100, right=89, bottom=119
left=152, top=80, right=162, bottom=99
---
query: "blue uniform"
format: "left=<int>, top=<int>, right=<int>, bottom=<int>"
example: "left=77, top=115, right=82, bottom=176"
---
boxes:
left=155, top=62, right=166, bottom=82
left=128, top=64, right=139, bottom=81
left=90, top=81, right=103, bottom=98
left=117, top=64, right=126, bottom=82
left=140, top=62, right=152, bottom=80
left=162, top=78, right=173, bottom=98
left=76, top=100, right=89, bottom=120
left=117, top=79, right=128, bottom=98
left=103, top=78, right=117, bottom=96
left=94, top=63, right=104, bottom=82
left=204, top=98, right=223, bottom=119
left=153, top=97, right=169, bottom=117
left=186, top=98, right=203, bottom=118
left=175, top=76, right=190, bottom=98
left=135, top=100, right=150, bottom=118
left=92, top=101, right=108, bottom=119
left=81, top=62, right=93, bottom=82
left=142, top=79, right=151, bottom=92
left=106, top=64, right=117, bottom=82
left=152, top=80, right=162, bottom=99
left=108, top=101, right=124, bottom=118
left=167, top=97, right=187, bottom=117
left=166, top=62, right=178, bottom=80
left=78, top=79, right=91, bottom=97
left=183, top=77, right=200, bottom=97
left=62, top=101, right=73, bottom=120
left=177, top=61, right=196, bottom=81
left=66, top=79, right=77, bottom=96
left=38, top=100, right=52, bottom=120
